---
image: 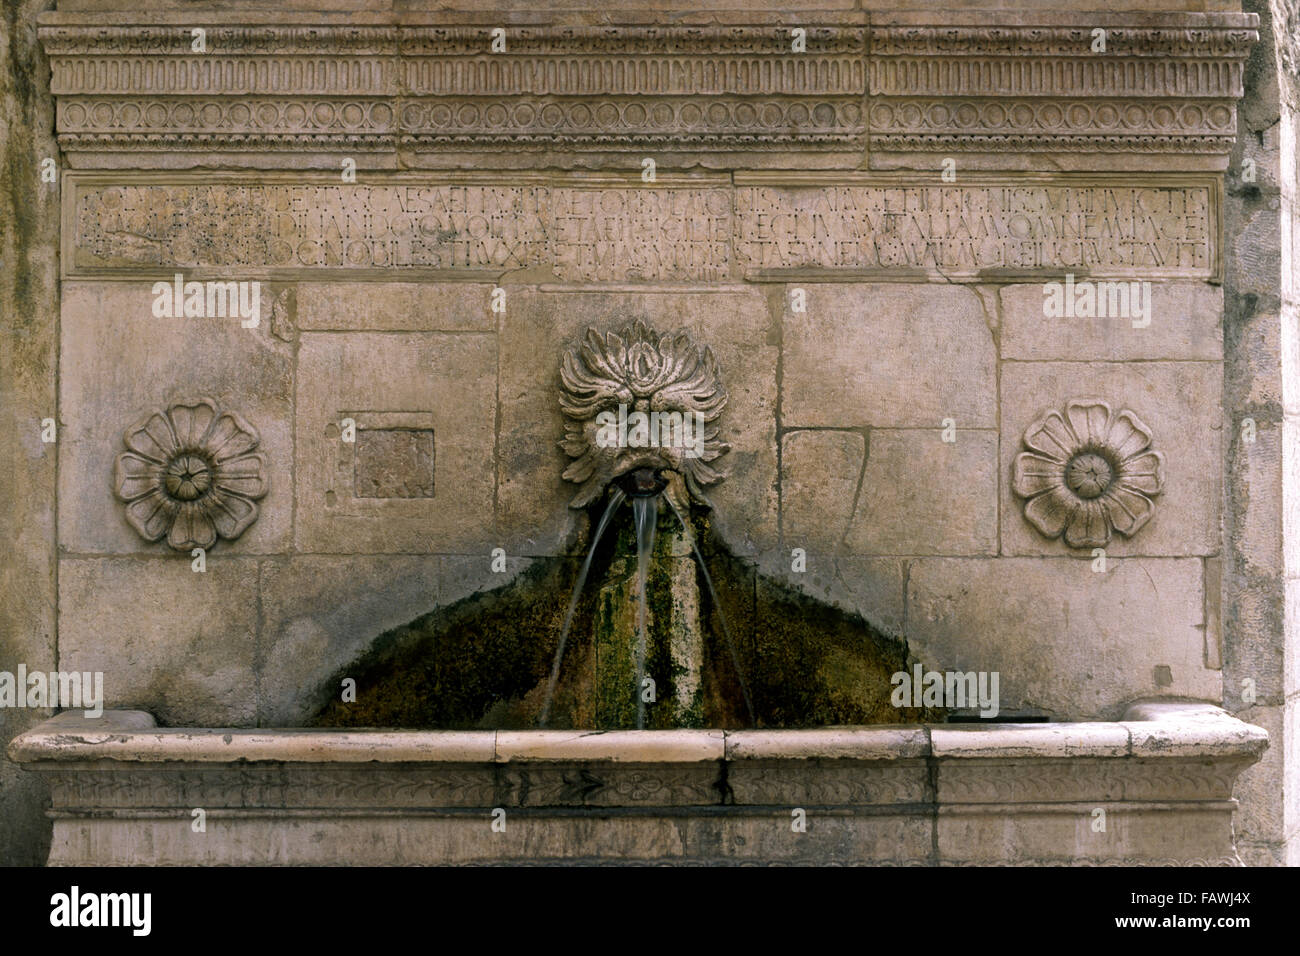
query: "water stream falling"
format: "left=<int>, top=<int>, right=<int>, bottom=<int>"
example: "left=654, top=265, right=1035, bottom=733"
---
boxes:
left=664, top=494, right=755, bottom=726
left=539, top=487, right=626, bottom=727
left=538, top=475, right=754, bottom=729
left=631, top=495, right=658, bottom=729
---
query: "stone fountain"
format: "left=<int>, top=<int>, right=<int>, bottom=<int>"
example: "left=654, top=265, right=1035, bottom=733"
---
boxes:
left=4, top=1, right=1284, bottom=867
left=10, top=318, right=1270, bottom=865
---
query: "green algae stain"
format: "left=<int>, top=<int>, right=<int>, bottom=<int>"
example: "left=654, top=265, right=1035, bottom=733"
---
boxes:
left=311, top=502, right=943, bottom=730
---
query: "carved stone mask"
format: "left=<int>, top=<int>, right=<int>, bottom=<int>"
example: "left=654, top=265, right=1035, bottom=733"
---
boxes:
left=558, top=319, right=730, bottom=508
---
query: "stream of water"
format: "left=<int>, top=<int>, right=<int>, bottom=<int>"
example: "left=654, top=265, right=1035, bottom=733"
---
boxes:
left=538, top=484, right=754, bottom=728
left=632, top=495, right=658, bottom=730
left=664, top=495, right=755, bottom=726
left=538, top=487, right=626, bottom=727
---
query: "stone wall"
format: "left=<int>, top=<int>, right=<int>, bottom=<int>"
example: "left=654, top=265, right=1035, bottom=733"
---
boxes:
left=1, top=0, right=1293, bottom=864
left=0, top=0, right=59, bottom=867
left=1223, top=0, right=1300, bottom=869
left=52, top=179, right=1234, bottom=724
left=1277, top=0, right=1300, bottom=872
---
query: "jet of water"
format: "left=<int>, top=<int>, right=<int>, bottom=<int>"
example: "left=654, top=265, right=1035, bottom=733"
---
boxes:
left=539, top=487, right=627, bottom=727
left=664, top=495, right=756, bottom=726
left=632, top=494, right=658, bottom=730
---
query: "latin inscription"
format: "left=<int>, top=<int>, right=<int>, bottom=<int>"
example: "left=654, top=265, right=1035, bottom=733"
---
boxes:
left=735, top=185, right=1212, bottom=276
left=71, top=180, right=1215, bottom=279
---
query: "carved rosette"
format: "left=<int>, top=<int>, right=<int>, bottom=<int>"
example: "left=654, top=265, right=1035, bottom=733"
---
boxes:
left=113, top=398, right=269, bottom=551
left=558, top=319, right=728, bottom=508
left=1011, top=399, right=1165, bottom=549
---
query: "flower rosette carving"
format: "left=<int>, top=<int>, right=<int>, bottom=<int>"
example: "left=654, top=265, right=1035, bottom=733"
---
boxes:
left=558, top=319, right=729, bottom=509
left=113, top=398, right=269, bottom=551
left=1012, top=399, right=1165, bottom=549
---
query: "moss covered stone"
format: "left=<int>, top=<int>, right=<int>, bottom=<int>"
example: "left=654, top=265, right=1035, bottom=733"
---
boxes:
left=313, top=498, right=941, bottom=729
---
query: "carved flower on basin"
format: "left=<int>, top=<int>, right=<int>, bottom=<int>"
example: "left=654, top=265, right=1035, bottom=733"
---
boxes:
left=559, top=319, right=730, bottom=509
left=1011, top=399, right=1164, bottom=549
left=112, top=398, right=269, bottom=551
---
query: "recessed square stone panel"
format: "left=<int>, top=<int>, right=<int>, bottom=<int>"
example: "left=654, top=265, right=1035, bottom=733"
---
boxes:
left=295, top=332, right=495, bottom=553
left=354, top=426, right=435, bottom=499
left=323, top=411, right=442, bottom=509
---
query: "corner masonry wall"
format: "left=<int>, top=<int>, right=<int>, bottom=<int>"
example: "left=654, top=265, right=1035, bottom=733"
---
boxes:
left=0, top=0, right=1293, bottom=865
left=1221, top=0, right=1300, bottom=868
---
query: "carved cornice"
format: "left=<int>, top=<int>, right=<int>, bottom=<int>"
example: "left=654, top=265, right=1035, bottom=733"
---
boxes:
left=38, top=17, right=1258, bottom=168
left=867, top=24, right=1254, bottom=159
left=868, top=26, right=1258, bottom=59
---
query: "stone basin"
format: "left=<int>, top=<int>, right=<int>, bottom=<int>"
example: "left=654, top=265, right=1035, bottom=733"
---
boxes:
left=9, top=701, right=1266, bottom=866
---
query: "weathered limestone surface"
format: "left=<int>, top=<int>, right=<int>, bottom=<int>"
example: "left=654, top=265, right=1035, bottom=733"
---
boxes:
left=780, top=427, right=999, bottom=555
left=295, top=330, right=497, bottom=553
left=906, top=558, right=1220, bottom=720
left=59, top=281, right=295, bottom=555
left=780, top=429, right=864, bottom=552
left=782, top=283, right=997, bottom=428
left=296, top=281, right=495, bottom=331
left=7, top=704, right=1266, bottom=865
left=58, top=558, right=261, bottom=726
left=0, top=0, right=59, bottom=866
left=1000, top=360, right=1223, bottom=557
left=755, top=551, right=909, bottom=639
left=1220, top=0, right=1298, bottom=867
left=845, top=430, right=998, bottom=555
left=257, top=555, right=442, bottom=726
left=999, top=281, right=1225, bottom=362
left=64, top=175, right=1223, bottom=281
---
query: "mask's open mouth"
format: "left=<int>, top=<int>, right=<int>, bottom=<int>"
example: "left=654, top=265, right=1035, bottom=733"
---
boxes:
left=613, top=466, right=668, bottom=498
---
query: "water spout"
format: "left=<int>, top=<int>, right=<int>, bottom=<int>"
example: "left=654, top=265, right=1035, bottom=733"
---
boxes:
left=541, top=466, right=753, bottom=729
left=616, top=466, right=668, bottom=499
left=539, top=486, right=626, bottom=726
